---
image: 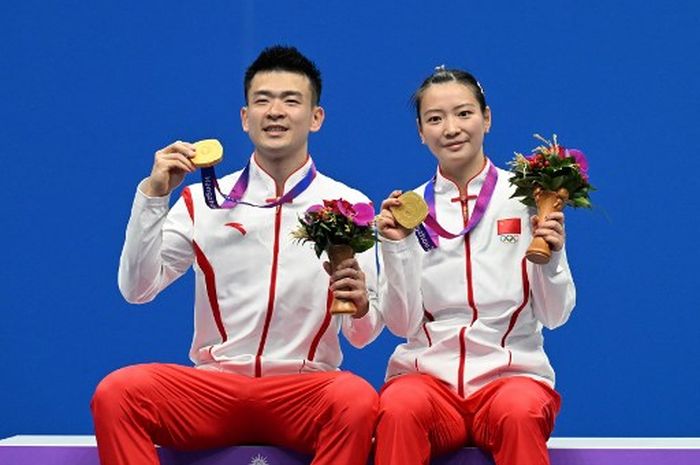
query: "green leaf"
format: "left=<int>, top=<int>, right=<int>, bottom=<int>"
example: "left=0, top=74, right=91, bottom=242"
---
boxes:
left=551, top=176, right=565, bottom=190
left=512, top=186, right=531, bottom=198
left=573, top=197, right=592, bottom=208
left=350, top=236, right=375, bottom=254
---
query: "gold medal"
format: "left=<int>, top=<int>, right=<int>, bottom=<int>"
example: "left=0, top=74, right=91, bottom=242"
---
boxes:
left=192, top=139, right=224, bottom=168
left=391, top=191, right=429, bottom=229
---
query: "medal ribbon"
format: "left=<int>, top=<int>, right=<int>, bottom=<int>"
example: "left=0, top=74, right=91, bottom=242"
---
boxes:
left=415, top=162, right=499, bottom=251
left=201, top=160, right=316, bottom=210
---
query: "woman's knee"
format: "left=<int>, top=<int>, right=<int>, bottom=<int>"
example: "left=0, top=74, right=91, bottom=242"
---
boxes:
left=379, top=375, right=435, bottom=424
left=488, top=378, right=559, bottom=432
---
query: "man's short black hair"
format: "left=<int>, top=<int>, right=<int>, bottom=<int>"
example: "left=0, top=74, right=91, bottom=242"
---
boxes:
left=244, top=45, right=322, bottom=106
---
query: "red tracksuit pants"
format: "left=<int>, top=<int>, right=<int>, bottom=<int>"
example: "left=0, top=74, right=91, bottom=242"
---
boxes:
left=91, top=363, right=378, bottom=465
left=374, top=374, right=561, bottom=465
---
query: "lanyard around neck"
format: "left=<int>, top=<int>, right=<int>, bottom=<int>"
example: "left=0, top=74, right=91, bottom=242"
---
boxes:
left=415, top=162, right=499, bottom=251
left=201, top=160, right=316, bottom=210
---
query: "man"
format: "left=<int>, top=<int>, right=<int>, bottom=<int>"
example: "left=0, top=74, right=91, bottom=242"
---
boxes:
left=91, top=45, right=382, bottom=465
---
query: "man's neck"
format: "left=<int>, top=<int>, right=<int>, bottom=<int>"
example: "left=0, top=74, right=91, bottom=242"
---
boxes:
left=254, top=149, right=309, bottom=194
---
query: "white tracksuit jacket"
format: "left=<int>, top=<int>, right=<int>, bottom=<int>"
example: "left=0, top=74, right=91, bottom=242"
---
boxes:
left=118, top=155, right=383, bottom=377
left=380, top=159, right=576, bottom=397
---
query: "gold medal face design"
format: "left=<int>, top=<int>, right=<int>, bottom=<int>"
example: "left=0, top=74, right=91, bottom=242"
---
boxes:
left=391, top=191, right=429, bottom=229
left=192, top=139, right=224, bottom=168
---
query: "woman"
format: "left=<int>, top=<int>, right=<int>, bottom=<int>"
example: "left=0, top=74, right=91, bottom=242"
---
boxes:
left=374, top=67, right=576, bottom=465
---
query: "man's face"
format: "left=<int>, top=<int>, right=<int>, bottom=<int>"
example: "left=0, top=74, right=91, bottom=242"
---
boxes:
left=241, top=71, right=324, bottom=161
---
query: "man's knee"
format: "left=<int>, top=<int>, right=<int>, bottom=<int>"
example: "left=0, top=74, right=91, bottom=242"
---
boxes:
left=326, top=372, right=379, bottom=426
left=91, top=364, right=158, bottom=417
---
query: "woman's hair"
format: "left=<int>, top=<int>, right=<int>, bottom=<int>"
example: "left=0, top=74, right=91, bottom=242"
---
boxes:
left=412, top=66, right=487, bottom=122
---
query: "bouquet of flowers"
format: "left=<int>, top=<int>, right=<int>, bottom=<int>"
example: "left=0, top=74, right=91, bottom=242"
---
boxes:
left=509, top=134, right=594, bottom=263
left=292, top=199, right=376, bottom=314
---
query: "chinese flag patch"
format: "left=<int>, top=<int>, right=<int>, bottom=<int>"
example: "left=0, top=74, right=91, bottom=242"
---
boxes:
left=497, top=218, right=521, bottom=235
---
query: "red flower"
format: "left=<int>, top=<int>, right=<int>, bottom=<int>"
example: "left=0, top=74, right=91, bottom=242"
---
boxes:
left=334, top=199, right=375, bottom=226
left=323, top=199, right=338, bottom=212
left=335, top=199, right=355, bottom=218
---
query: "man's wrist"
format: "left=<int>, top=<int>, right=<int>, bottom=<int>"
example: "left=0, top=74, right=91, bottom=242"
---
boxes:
left=142, top=178, right=168, bottom=198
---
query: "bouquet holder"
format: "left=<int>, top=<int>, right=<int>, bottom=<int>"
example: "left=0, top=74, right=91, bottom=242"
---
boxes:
left=526, top=187, right=569, bottom=264
left=326, top=244, right=358, bottom=315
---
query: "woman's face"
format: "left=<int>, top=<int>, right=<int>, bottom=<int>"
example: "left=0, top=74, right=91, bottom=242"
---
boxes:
left=417, top=81, right=491, bottom=175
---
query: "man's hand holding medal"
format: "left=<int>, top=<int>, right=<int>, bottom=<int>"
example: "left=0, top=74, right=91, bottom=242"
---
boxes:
left=143, top=139, right=223, bottom=197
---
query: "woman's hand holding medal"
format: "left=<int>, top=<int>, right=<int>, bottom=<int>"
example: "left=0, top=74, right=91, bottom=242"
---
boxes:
left=377, top=190, right=429, bottom=241
left=144, top=139, right=223, bottom=197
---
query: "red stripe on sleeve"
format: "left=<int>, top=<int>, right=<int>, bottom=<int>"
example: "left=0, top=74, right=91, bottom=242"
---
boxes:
left=308, top=289, right=333, bottom=361
left=193, top=241, right=227, bottom=343
left=500, top=258, right=530, bottom=347
left=182, top=187, right=194, bottom=222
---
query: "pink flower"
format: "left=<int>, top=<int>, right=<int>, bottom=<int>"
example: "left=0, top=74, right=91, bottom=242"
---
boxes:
left=566, top=149, right=589, bottom=176
left=351, top=202, right=375, bottom=226
left=306, top=204, right=323, bottom=213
